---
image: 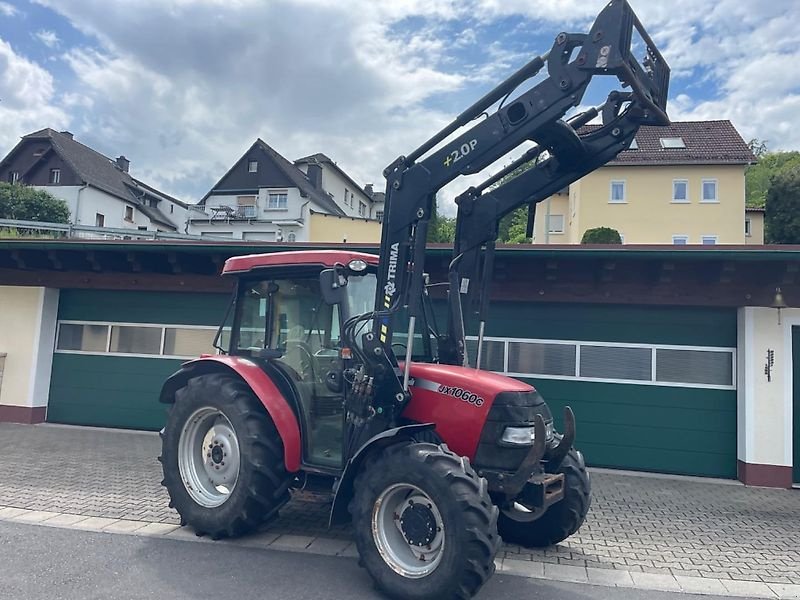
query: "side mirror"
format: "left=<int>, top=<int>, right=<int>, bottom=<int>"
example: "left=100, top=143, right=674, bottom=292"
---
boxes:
left=320, top=268, right=347, bottom=305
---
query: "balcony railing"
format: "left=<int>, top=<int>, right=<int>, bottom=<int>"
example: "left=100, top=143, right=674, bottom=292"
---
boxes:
left=0, top=218, right=233, bottom=241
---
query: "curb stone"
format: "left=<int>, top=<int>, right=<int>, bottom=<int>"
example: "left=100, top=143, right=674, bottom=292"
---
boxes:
left=2, top=506, right=799, bottom=599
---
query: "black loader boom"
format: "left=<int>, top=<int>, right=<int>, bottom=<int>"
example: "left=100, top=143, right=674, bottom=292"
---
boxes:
left=343, top=0, right=670, bottom=451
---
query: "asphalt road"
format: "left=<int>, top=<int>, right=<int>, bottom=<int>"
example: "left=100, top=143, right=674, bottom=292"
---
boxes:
left=0, top=521, right=757, bottom=600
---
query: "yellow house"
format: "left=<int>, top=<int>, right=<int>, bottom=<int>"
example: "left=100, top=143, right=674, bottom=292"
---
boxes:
left=308, top=210, right=381, bottom=243
left=745, top=206, right=765, bottom=245
left=532, top=121, right=756, bottom=245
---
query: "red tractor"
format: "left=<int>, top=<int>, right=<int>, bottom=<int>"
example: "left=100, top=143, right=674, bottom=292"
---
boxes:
left=159, top=2, right=670, bottom=597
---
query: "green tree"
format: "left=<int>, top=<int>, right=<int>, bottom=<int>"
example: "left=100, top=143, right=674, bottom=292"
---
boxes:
left=581, top=227, right=622, bottom=244
left=504, top=208, right=532, bottom=243
left=0, top=183, right=70, bottom=223
left=745, top=151, right=800, bottom=208
left=426, top=197, right=456, bottom=243
left=747, top=138, right=769, bottom=159
left=764, top=166, right=800, bottom=244
left=490, top=159, right=537, bottom=243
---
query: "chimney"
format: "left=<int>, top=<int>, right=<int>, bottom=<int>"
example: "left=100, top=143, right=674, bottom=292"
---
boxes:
left=116, top=155, right=130, bottom=173
left=364, top=183, right=374, bottom=198
left=306, top=163, right=323, bottom=189
left=60, top=131, right=73, bottom=139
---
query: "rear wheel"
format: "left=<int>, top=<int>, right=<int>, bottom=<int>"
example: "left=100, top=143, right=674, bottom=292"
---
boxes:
left=159, top=373, right=290, bottom=539
left=498, top=448, right=591, bottom=547
left=350, top=443, right=500, bottom=600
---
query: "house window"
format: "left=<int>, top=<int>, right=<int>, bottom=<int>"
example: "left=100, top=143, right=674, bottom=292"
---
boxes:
left=745, top=218, right=752, bottom=237
left=376, top=210, right=384, bottom=222
left=163, top=328, right=217, bottom=357
left=547, top=214, right=565, bottom=234
left=248, top=160, right=258, bottom=173
left=672, top=235, right=688, bottom=245
left=237, top=195, right=257, bottom=218
left=609, top=180, right=626, bottom=203
left=95, top=213, right=105, bottom=227
left=672, top=180, right=688, bottom=203
left=267, top=192, right=288, bottom=209
left=8, top=171, right=19, bottom=184
left=124, top=205, right=134, bottom=222
left=345, top=189, right=351, bottom=207
left=660, top=137, right=686, bottom=149
left=701, top=179, right=718, bottom=202
left=701, top=235, right=718, bottom=245
left=358, top=201, right=367, bottom=217
left=56, top=323, right=109, bottom=352
left=49, top=168, right=61, bottom=184
left=170, top=204, right=175, bottom=214
left=110, top=325, right=163, bottom=355
left=288, top=232, right=296, bottom=242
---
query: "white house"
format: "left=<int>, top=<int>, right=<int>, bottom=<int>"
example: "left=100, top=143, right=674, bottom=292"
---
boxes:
left=0, top=129, right=189, bottom=233
left=188, top=140, right=382, bottom=242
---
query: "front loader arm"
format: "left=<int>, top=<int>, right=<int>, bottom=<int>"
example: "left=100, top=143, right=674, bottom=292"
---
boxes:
left=444, top=95, right=653, bottom=365
left=343, top=0, right=670, bottom=455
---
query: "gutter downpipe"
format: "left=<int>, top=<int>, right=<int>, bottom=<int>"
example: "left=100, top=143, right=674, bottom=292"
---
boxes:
left=74, top=183, right=89, bottom=226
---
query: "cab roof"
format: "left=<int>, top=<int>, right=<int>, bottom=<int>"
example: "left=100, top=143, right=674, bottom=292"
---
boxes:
left=222, top=249, right=380, bottom=275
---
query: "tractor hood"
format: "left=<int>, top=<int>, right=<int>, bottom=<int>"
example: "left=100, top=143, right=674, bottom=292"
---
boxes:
left=405, top=362, right=534, bottom=403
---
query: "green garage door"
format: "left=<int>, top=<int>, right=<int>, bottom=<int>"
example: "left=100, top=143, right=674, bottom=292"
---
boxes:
left=471, top=303, right=738, bottom=479
left=48, top=289, right=229, bottom=430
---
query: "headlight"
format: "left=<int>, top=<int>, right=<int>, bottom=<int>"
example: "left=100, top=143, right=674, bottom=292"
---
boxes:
left=501, top=426, right=535, bottom=446
left=501, top=421, right=556, bottom=446
left=348, top=259, right=368, bottom=272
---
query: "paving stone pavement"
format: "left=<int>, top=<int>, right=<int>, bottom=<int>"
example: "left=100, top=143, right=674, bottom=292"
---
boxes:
left=2, top=422, right=799, bottom=586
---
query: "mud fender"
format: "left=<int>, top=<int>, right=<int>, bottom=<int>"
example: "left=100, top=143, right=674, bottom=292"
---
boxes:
left=159, top=356, right=301, bottom=473
left=328, top=423, right=435, bottom=526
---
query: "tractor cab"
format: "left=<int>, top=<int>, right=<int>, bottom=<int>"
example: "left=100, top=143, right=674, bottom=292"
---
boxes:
left=219, top=250, right=381, bottom=470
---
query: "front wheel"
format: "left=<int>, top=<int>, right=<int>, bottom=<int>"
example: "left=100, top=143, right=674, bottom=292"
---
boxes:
left=350, top=443, right=500, bottom=600
left=498, top=448, right=591, bottom=547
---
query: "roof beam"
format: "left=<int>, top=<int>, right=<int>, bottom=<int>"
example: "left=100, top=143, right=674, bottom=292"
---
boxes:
left=545, top=260, right=558, bottom=282
left=47, top=251, right=63, bottom=271
left=167, top=252, right=182, bottom=274
left=126, top=252, right=142, bottom=273
left=782, top=262, right=799, bottom=285
left=85, top=251, right=102, bottom=272
left=10, top=250, right=25, bottom=270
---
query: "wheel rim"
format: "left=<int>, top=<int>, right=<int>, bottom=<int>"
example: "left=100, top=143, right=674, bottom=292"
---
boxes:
left=178, top=407, right=241, bottom=508
left=372, top=483, right=445, bottom=579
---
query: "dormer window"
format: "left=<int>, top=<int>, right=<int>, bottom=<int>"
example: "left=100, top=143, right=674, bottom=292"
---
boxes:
left=49, top=168, right=61, bottom=184
left=248, top=160, right=258, bottom=173
left=660, top=137, right=685, bottom=149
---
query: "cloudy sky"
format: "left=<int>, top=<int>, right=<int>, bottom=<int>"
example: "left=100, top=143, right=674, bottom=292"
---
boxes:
left=1, top=0, right=799, bottom=213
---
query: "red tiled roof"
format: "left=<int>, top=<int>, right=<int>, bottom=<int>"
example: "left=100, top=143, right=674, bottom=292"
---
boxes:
left=583, top=120, right=756, bottom=166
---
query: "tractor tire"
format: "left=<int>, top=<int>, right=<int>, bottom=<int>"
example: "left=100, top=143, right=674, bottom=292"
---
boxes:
left=498, top=448, right=591, bottom=548
left=159, top=373, right=290, bottom=539
left=349, top=442, right=500, bottom=600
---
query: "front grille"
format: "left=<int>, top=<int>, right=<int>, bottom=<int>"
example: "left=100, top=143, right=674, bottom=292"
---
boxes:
left=473, top=390, right=553, bottom=471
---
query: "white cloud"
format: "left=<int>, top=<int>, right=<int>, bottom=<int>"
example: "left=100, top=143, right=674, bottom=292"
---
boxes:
left=34, top=30, right=60, bottom=48
left=7, top=0, right=799, bottom=211
left=0, top=1, right=18, bottom=17
left=0, top=39, right=68, bottom=151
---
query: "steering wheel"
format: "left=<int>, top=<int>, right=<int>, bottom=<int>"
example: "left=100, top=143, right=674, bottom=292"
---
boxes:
left=284, top=340, right=317, bottom=381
